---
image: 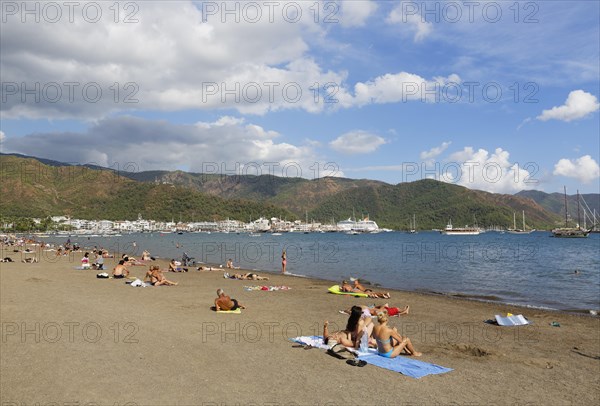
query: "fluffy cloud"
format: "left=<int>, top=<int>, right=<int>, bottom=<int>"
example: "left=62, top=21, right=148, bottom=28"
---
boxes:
left=537, top=90, right=600, bottom=122
left=0, top=1, right=463, bottom=119
left=0, top=131, right=5, bottom=144
left=442, top=147, right=537, bottom=193
left=0, top=1, right=348, bottom=119
left=1, top=116, right=322, bottom=177
left=343, top=72, right=461, bottom=108
left=329, top=131, right=387, bottom=154
left=339, top=1, right=378, bottom=27
left=553, top=155, right=600, bottom=183
left=387, top=5, right=433, bottom=42
left=420, top=142, right=451, bottom=161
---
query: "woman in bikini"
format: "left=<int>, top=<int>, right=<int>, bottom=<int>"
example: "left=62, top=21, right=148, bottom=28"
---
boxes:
left=340, top=280, right=390, bottom=299
left=372, top=311, right=421, bottom=358
left=323, top=306, right=372, bottom=348
left=281, top=250, right=287, bottom=274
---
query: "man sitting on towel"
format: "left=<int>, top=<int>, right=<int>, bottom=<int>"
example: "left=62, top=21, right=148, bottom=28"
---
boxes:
left=215, top=288, right=246, bottom=311
left=112, top=260, right=130, bottom=279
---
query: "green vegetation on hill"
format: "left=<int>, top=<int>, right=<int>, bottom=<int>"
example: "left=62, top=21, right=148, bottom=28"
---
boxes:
left=517, top=190, right=600, bottom=225
left=1, top=154, right=579, bottom=230
left=308, top=179, right=560, bottom=230
left=0, top=155, right=295, bottom=222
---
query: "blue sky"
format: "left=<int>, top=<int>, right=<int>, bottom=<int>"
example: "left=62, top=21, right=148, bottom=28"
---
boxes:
left=1, top=0, right=599, bottom=194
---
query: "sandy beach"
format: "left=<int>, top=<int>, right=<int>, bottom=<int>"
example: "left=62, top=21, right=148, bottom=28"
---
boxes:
left=1, top=244, right=599, bottom=406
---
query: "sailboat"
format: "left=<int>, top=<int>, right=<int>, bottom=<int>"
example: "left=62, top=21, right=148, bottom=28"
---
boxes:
left=408, top=214, right=417, bottom=234
left=507, top=211, right=535, bottom=234
left=551, top=187, right=590, bottom=238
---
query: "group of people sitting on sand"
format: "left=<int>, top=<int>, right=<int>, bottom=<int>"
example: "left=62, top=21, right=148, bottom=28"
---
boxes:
left=108, top=253, right=178, bottom=286
left=145, top=265, right=178, bottom=286
left=341, top=279, right=391, bottom=299
left=324, top=305, right=421, bottom=359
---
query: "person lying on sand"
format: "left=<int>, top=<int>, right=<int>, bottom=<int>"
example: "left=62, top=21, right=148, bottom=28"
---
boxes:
left=323, top=321, right=354, bottom=347
left=22, top=257, right=38, bottom=263
left=112, top=260, right=130, bottom=278
left=224, top=272, right=269, bottom=281
left=340, top=280, right=390, bottom=299
left=169, top=259, right=188, bottom=272
left=373, top=311, right=421, bottom=358
left=145, top=265, right=178, bottom=286
left=197, top=265, right=217, bottom=271
left=214, top=288, right=246, bottom=311
left=341, top=304, right=409, bottom=317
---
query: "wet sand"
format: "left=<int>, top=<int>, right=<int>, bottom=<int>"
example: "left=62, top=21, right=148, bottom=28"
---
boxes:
left=1, top=244, right=599, bottom=405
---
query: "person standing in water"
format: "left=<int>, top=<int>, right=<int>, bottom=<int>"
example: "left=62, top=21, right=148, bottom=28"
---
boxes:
left=281, top=249, right=287, bottom=274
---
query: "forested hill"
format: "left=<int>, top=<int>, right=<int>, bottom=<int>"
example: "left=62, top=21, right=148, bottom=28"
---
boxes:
left=0, top=154, right=571, bottom=229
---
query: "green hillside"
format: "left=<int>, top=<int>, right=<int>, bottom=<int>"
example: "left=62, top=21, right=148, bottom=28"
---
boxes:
left=0, top=154, right=568, bottom=230
left=308, top=179, right=560, bottom=230
left=517, top=190, right=600, bottom=226
left=0, top=155, right=295, bottom=222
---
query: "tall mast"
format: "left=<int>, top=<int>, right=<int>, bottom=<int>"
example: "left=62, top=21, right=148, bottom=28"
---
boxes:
left=577, top=190, right=581, bottom=229
left=564, top=186, right=568, bottom=227
left=522, top=210, right=526, bottom=230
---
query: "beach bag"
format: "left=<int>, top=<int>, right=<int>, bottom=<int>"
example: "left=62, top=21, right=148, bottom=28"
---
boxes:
left=96, top=272, right=109, bottom=278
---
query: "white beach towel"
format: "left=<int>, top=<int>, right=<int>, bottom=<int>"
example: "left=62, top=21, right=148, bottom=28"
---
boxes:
left=495, top=314, right=529, bottom=326
left=129, top=278, right=147, bottom=287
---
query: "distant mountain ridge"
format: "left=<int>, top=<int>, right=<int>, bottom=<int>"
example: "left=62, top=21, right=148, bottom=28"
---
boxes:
left=2, top=153, right=597, bottom=230
left=0, top=154, right=295, bottom=222
left=516, top=190, right=599, bottom=226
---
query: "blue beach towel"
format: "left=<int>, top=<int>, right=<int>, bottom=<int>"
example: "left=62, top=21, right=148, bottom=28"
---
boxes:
left=292, top=336, right=453, bottom=378
left=357, top=351, right=453, bottom=379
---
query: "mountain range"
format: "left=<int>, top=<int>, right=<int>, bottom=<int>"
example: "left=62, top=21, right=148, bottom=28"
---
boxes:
left=1, top=153, right=598, bottom=230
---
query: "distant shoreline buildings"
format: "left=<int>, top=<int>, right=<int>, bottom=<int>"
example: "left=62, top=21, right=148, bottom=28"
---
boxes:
left=2, top=214, right=389, bottom=234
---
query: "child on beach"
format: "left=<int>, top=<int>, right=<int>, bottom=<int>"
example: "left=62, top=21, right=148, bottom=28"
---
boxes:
left=81, top=253, right=91, bottom=269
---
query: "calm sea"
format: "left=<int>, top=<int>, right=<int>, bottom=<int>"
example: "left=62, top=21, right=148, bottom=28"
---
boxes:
left=45, top=231, right=600, bottom=313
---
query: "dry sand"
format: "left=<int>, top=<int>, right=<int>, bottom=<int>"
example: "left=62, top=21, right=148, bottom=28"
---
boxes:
left=1, top=244, right=599, bottom=405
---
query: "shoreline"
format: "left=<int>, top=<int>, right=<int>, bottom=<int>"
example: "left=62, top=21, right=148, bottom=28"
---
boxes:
left=1, top=242, right=599, bottom=404
left=2, top=239, right=598, bottom=316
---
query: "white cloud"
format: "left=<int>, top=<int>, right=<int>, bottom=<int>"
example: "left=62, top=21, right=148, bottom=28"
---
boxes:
left=387, top=5, right=433, bottom=42
left=553, top=155, right=600, bottom=183
left=329, top=131, right=387, bottom=155
left=1, top=116, right=323, bottom=177
left=0, top=1, right=350, bottom=119
left=537, top=90, right=600, bottom=122
left=420, top=142, right=451, bottom=161
left=340, top=1, right=378, bottom=27
left=0, top=131, right=5, bottom=144
left=0, top=0, right=463, bottom=119
left=345, top=72, right=461, bottom=108
left=442, top=147, right=537, bottom=193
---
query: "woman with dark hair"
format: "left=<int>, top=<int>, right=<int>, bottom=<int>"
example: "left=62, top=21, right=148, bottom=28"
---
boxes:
left=324, top=306, right=374, bottom=349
